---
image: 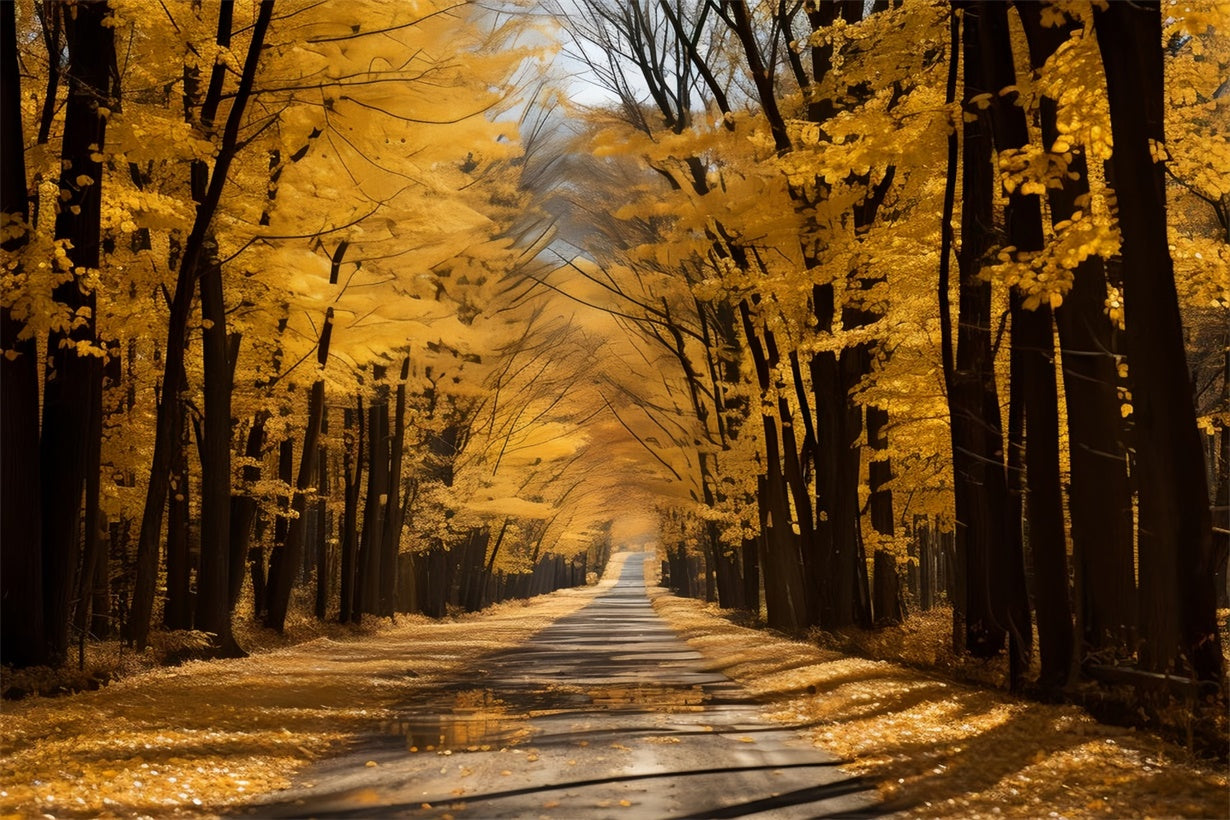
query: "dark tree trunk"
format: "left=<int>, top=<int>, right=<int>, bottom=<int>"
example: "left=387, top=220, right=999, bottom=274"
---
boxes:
left=1093, top=1, right=1223, bottom=682
left=228, top=412, right=267, bottom=608
left=980, top=0, right=1058, bottom=686
left=339, top=402, right=363, bottom=623
left=0, top=0, right=47, bottom=668
left=740, top=302, right=807, bottom=632
left=918, top=519, right=934, bottom=611
left=163, top=429, right=192, bottom=630
left=868, top=405, right=904, bottom=625
left=459, top=528, right=491, bottom=613
left=89, top=529, right=111, bottom=639
left=264, top=379, right=327, bottom=632
left=40, top=0, right=115, bottom=665
left=936, top=9, right=964, bottom=652
left=1214, top=414, right=1228, bottom=610
left=263, top=436, right=294, bottom=618
left=314, top=409, right=331, bottom=620
left=950, top=1, right=1011, bottom=659
left=741, top=534, right=760, bottom=615
left=264, top=299, right=339, bottom=631
left=357, top=366, right=389, bottom=617
left=378, top=356, right=410, bottom=616
left=196, top=253, right=240, bottom=654
left=129, top=0, right=274, bottom=651
left=1018, top=303, right=1073, bottom=688
left=1016, top=1, right=1137, bottom=666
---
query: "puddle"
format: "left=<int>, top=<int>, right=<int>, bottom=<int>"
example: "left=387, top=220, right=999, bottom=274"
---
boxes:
left=587, top=683, right=707, bottom=712
left=382, top=689, right=532, bottom=753
left=380, top=682, right=712, bottom=755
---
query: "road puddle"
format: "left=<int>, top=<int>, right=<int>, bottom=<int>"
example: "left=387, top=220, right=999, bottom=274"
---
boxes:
left=382, top=682, right=710, bottom=755
left=382, top=689, right=532, bottom=753
left=587, top=683, right=707, bottom=712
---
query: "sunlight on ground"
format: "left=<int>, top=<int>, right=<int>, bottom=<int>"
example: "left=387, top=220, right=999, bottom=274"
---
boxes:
left=651, top=592, right=1229, bottom=819
left=0, top=555, right=630, bottom=817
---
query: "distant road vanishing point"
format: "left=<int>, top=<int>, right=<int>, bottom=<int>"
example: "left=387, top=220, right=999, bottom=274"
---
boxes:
left=244, top=553, right=879, bottom=818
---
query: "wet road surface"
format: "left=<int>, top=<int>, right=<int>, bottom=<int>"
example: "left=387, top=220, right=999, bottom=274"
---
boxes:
left=244, top=554, right=878, bottom=818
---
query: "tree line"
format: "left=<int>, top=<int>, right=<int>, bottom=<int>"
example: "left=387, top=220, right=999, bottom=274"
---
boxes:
left=1, top=0, right=622, bottom=671
left=547, top=0, right=1227, bottom=700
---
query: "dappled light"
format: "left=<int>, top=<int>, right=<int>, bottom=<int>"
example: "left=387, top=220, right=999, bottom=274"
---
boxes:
left=1, top=0, right=1227, bottom=817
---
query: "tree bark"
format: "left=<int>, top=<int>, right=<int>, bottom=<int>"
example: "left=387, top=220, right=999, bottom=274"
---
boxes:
left=378, top=356, right=411, bottom=616
left=265, top=290, right=340, bottom=630
left=950, top=1, right=1011, bottom=659
left=357, top=365, right=389, bottom=617
left=1093, top=1, right=1223, bottom=682
left=979, top=0, right=1056, bottom=686
left=339, top=402, right=364, bottom=623
left=1017, top=1, right=1137, bottom=667
left=314, top=408, right=331, bottom=620
left=0, top=0, right=47, bottom=668
left=196, top=252, right=240, bottom=654
left=868, top=405, right=904, bottom=625
left=40, top=0, right=115, bottom=664
left=163, top=429, right=192, bottom=630
left=129, top=0, right=274, bottom=650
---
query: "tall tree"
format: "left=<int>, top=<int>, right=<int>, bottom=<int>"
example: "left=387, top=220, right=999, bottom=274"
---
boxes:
left=947, top=0, right=1021, bottom=662
left=129, top=0, right=275, bottom=651
left=1093, top=1, right=1223, bottom=682
left=1, top=0, right=47, bottom=668
left=40, top=0, right=117, bottom=665
left=1016, top=1, right=1136, bottom=674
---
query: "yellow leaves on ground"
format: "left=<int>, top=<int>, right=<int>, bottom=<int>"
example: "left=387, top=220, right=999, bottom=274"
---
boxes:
left=652, top=593, right=1228, bottom=819
left=0, top=584, right=602, bottom=818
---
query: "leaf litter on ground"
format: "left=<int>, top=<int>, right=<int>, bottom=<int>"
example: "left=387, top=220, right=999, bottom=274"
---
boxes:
left=650, top=585, right=1229, bottom=819
left=3, top=551, right=1225, bottom=819
left=0, top=556, right=635, bottom=818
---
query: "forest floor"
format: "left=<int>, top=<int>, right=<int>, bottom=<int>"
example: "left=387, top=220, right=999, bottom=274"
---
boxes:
left=0, top=554, right=1225, bottom=818
left=0, top=575, right=601, bottom=817
left=652, top=592, right=1229, bottom=818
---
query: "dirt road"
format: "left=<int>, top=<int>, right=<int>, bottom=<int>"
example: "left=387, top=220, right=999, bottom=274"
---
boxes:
left=243, top=554, right=876, bottom=818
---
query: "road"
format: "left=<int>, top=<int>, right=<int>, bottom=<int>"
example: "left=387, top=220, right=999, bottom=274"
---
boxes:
left=242, top=554, right=878, bottom=818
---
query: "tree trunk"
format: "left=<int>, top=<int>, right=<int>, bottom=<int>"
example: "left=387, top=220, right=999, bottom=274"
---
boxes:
left=0, top=0, right=47, bottom=668
left=868, top=405, right=904, bottom=625
left=264, top=303, right=339, bottom=631
left=339, top=402, right=363, bottom=623
left=740, top=302, right=807, bottom=632
left=163, top=429, right=193, bottom=630
left=378, top=356, right=410, bottom=616
left=129, top=0, right=274, bottom=651
left=1019, top=303, right=1073, bottom=688
left=39, top=0, right=115, bottom=666
left=950, top=1, right=1011, bottom=659
left=264, top=379, right=327, bottom=632
left=228, top=412, right=267, bottom=608
left=980, top=0, right=1059, bottom=686
left=357, top=366, right=389, bottom=617
left=1093, top=1, right=1223, bottom=682
left=937, top=9, right=964, bottom=652
left=196, top=252, right=240, bottom=654
left=1016, top=1, right=1137, bottom=666
left=314, top=409, right=331, bottom=620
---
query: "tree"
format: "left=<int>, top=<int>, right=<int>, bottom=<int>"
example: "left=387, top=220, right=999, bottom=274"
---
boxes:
left=1093, top=0, right=1223, bottom=683
left=1, top=0, right=46, bottom=668
left=39, top=0, right=118, bottom=665
left=129, top=0, right=275, bottom=652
